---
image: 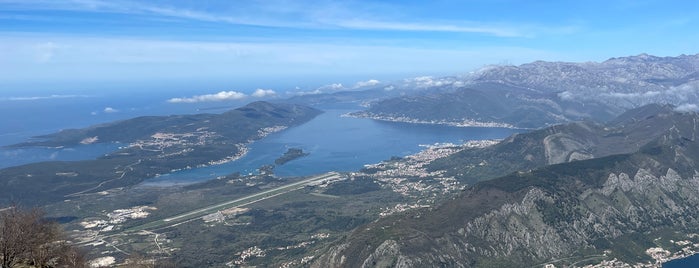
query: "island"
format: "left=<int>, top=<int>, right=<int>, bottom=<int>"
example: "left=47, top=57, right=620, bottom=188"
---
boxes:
left=274, top=148, right=309, bottom=165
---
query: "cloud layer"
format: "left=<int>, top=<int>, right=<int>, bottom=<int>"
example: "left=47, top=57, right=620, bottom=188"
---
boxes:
left=251, top=88, right=276, bottom=97
left=2, top=94, right=89, bottom=101
left=354, top=79, right=380, bottom=88
left=167, top=91, right=247, bottom=103
left=675, top=103, right=698, bottom=112
left=2, top=0, right=697, bottom=87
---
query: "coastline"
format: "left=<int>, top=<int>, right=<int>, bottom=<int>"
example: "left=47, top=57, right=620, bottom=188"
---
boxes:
left=164, top=125, right=289, bottom=174
left=580, top=236, right=699, bottom=268
left=343, top=111, right=519, bottom=129
left=663, top=253, right=699, bottom=268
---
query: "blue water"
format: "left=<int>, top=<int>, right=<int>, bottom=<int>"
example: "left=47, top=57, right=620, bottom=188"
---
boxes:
left=0, top=143, right=122, bottom=168
left=664, top=254, right=699, bottom=268
left=0, top=90, right=520, bottom=185
left=0, top=89, right=249, bottom=167
left=143, top=109, right=520, bottom=185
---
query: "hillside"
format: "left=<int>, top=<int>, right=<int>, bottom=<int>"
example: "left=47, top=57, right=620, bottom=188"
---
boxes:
left=313, top=106, right=699, bottom=267
left=0, top=102, right=321, bottom=206
left=427, top=104, right=688, bottom=184
left=352, top=54, right=699, bottom=128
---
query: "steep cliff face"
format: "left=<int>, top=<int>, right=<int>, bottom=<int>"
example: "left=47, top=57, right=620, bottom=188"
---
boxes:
left=314, top=108, right=699, bottom=267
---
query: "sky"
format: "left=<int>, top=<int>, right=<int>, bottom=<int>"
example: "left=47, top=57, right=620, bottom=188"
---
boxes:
left=1, top=0, right=698, bottom=92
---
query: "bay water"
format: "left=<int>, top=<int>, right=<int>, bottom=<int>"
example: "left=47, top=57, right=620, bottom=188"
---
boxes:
left=144, top=108, right=520, bottom=185
left=664, top=254, right=699, bottom=268
left=0, top=90, right=520, bottom=185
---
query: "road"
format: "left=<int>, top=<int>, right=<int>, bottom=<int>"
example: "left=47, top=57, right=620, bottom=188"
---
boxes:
left=122, top=172, right=342, bottom=233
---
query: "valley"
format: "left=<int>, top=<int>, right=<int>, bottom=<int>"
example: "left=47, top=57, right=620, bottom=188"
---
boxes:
left=4, top=2, right=698, bottom=267
left=2, top=54, right=699, bottom=267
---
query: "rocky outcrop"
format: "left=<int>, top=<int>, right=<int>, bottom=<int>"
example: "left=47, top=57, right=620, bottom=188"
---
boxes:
left=314, top=108, right=699, bottom=267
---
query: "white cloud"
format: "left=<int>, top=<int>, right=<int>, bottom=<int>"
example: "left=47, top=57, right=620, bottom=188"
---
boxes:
left=354, top=79, right=380, bottom=88
left=400, top=76, right=467, bottom=89
left=334, top=20, right=524, bottom=37
left=103, top=107, right=118, bottom=113
left=602, top=91, right=662, bottom=99
left=3, top=0, right=553, bottom=38
left=293, top=89, right=323, bottom=96
left=409, top=76, right=434, bottom=85
left=406, top=76, right=447, bottom=88
left=3, top=94, right=88, bottom=101
left=558, top=91, right=574, bottom=100
left=167, top=91, right=247, bottom=103
left=251, top=88, right=276, bottom=98
left=675, top=103, right=698, bottom=112
left=0, top=35, right=562, bottom=83
left=319, top=83, right=344, bottom=91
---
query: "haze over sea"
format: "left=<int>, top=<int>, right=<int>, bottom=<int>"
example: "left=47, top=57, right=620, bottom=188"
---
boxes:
left=0, top=87, right=520, bottom=184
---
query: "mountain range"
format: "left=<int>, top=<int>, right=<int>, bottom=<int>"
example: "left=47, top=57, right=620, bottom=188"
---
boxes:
left=348, top=54, right=699, bottom=128
left=312, top=104, right=699, bottom=267
left=5, top=53, right=699, bottom=267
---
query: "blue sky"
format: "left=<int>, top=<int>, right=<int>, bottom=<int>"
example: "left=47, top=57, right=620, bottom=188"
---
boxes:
left=1, top=0, right=698, bottom=92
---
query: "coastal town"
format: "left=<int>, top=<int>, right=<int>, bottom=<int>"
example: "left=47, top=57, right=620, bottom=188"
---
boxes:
left=63, top=136, right=699, bottom=268
left=355, top=140, right=499, bottom=216
left=571, top=235, right=699, bottom=268
left=122, top=125, right=290, bottom=174
left=68, top=139, right=503, bottom=266
left=345, top=111, right=516, bottom=128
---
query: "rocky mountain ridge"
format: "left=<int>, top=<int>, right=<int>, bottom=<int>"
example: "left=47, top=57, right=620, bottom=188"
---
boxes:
left=353, top=53, right=699, bottom=128
left=312, top=105, right=699, bottom=267
left=427, top=103, right=692, bottom=184
left=474, top=53, right=699, bottom=107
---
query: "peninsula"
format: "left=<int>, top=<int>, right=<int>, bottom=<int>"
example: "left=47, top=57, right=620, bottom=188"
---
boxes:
left=0, top=102, right=322, bottom=206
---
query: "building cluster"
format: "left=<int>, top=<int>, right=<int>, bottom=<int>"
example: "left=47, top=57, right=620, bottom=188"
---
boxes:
left=256, top=126, right=288, bottom=139
left=577, top=235, right=699, bottom=268
left=202, top=207, right=251, bottom=223
left=362, top=142, right=467, bottom=196
left=642, top=239, right=699, bottom=266
left=359, top=141, right=500, bottom=216
left=79, top=206, right=157, bottom=233
left=379, top=203, right=432, bottom=217
left=230, top=232, right=330, bottom=267
left=230, top=246, right=267, bottom=266
left=346, top=112, right=515, bottom=128
left=129, top=131, right=219, bottom=153
left=306, top=173, right=346, bottom=187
